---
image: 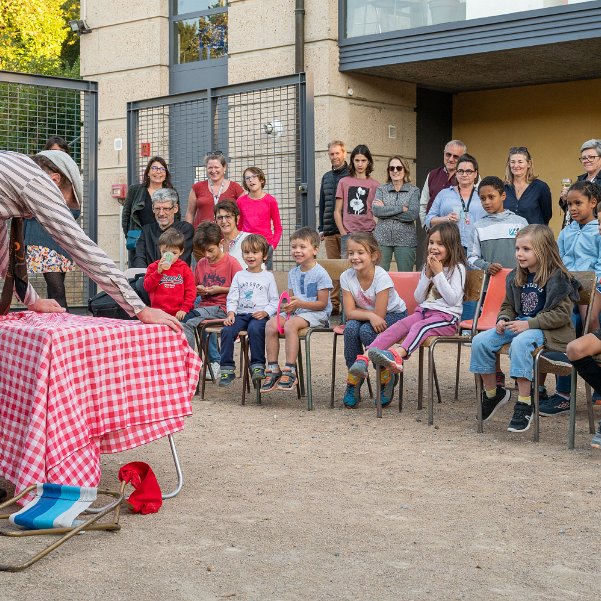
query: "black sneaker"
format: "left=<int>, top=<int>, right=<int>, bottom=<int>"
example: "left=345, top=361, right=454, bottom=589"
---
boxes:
left=508, top=401, right=534, bottom=433
left=539, top=393, right=570, bottom=416
left=481, top=386, right=510, bottom=421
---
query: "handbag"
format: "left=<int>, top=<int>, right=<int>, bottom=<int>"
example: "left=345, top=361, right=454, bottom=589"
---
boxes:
left=126, top=229, right=142, bottom=250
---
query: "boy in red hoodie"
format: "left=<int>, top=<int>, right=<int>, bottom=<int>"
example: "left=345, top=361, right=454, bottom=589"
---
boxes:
left=143, top=228, right=196, bottom=320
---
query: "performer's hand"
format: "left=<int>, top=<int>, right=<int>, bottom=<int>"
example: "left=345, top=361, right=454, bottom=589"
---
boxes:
left=137, top=307, right=182, bottom=332
left=29, top=298, right=66, bottom=313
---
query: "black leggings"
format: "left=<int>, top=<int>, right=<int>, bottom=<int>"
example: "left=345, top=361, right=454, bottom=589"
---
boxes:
left=43, top=271, right=67, bottom=309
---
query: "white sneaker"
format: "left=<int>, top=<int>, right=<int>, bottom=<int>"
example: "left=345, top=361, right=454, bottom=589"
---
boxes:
left=210, top=362, right=221, bottom=381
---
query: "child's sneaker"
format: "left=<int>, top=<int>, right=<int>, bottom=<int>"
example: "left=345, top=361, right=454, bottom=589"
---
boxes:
left=219, top=370, right=235, bottom=387
left=367, top=348, right=403, bottom=373
left=538, top=393, right=570, bottom=416
left=507, top=401, right=534, bottom=433
left=593, top=391, right=601, bottom=406
left=591, top=422, right=601, bottom=449
left=251, top=366, right=265, bottom=388
left=276, top=368, right=297, bottom=392
left=342, top=384, right=359, bottom=408
left=348, top=355, right=369, bottom=378
left=379, top=368, right=398, bottom=408
left=210, top=361, right=221, bottom=381
left=481, top=386, right=510, bottom=421
left=261, top=369, right=281, bottom=393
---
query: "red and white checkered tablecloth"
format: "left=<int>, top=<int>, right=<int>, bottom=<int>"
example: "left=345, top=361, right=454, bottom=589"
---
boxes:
left=0, top=312, right=201, bottom=494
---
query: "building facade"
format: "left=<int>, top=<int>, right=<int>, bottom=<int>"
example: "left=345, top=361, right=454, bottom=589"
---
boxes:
left=81, top=0, right=601, bottom=262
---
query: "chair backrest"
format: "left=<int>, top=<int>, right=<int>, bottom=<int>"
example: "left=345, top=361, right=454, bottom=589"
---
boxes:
left=570, top=270, right=596, bottom=334
left=272, top=270, right=289, bottom=294
left=389, top=271, right=421, bottom=314
left=317, top=258, right=349, bottom=281
left=474, top=268, right=511, bottom=331
left=464, top=269, right=485, bottom=303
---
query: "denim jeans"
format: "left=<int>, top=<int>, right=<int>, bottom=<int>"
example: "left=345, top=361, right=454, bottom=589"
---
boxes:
left=220, top=313, right=267, bottom=370
left=470, top=324, right=545, bottom=381
left=182, top=306, right=226, bottom=362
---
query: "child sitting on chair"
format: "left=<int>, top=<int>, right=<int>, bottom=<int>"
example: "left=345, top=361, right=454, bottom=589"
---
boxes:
left=143, top=228, right=196, bottom=320
left=261, top=227, right=333, bottom=393
left=219, top=234, right=279, bottom=388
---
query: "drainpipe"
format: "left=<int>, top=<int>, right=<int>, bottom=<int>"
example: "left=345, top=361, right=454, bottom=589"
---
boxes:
left=295, top=0, right=305, bottom=73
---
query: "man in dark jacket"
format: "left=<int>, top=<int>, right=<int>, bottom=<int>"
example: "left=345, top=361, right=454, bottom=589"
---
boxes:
left=318, top=140, right=349, bottom=314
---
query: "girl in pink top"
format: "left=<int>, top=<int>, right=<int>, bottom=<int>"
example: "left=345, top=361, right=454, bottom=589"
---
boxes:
left=237, top=166, right=283, bottom=269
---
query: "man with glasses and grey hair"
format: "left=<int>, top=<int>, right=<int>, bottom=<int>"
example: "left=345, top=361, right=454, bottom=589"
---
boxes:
left=418, top=139, right=467, bottom=228
left=133, top=188, right=194, bottom=268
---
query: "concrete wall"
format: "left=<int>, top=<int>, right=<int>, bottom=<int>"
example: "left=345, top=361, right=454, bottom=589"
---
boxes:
left=453, top=78, right=601, bottom=234
left=80, top=1, right=169, bottom=266
left=228, top=0, right=417, bottom=192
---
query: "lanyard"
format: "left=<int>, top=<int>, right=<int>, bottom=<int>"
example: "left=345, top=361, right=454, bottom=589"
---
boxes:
left=209, top=180, right=226, bottom=205
left=458, top=186, right=475, bottom=214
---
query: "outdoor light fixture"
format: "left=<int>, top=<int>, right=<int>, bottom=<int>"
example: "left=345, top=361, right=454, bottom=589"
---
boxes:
left=68, top=19, right=92, bottom=34
left=262, top=121, right=282, bottom=137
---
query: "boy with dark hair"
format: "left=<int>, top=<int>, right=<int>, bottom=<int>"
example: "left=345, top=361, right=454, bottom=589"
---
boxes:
left=182, top=221, right=242, bottom=379
left=220, top=234, right=279, bottom=387
left=262, top=227, right=332, bottom=392
left=143, top=228, right=196, bottom=320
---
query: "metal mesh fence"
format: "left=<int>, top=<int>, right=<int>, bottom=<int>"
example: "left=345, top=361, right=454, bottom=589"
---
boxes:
left=0, top=72, right=98, bottom=308
left=128, top=74, right=314, bottom=270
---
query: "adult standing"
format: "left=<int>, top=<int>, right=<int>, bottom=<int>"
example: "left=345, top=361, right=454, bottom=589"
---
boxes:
left=0, top=151, right=181, bottom=502
left=425, top=153, right=486, bottom=252
left=44, top=135, right=70, bottom=152
left=122, top=156, right=176, bottom=267
left=23, top=150, right=82, bottom=309
left=133, top=188, right=194, bottom=268
left=418, top=139, right=467, bottom=227
left=184, top=151, right=244, bottom=229
left=318, top=140, right=349, bottom=313
left=503, top=146, right=552, bottom=225
left=373, top=155, right=420, bottom=271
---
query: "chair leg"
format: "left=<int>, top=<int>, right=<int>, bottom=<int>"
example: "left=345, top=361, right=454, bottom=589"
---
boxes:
left=533, top=360, right=540, bottom=443
left=476, top=373, right=484, bottom=433
left=330, top=334, right=338, bottom=408
left=241, top=338, right=250, bottom=405
left=417, top=347, right=424, bottom=410
left=366, top=372, right=373, bottom=399
left=433, top=362, right=442, bottom=404
left=297, top=345, right=306, bottom=398
left=454, top=343, right=462, bottom=402
left=305, top=333, right=313, bottom=411
left=568, top=367, right=577, bottom=450
left=199, top=329, right=212, bottom=401
left=375, top=364, right=382, bottom=419
left=428, top=346, right=435, bottom=426
left=398, top=372, right=404, bottom=412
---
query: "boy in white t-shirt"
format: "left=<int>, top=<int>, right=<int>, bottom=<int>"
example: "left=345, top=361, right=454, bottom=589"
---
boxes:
left=219, top=235, right=279, bottom=387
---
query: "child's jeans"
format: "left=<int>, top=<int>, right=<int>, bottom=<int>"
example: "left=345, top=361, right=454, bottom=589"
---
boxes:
left=368, top=307, right=457, bottom=358
left=182, top=306, right=226, bottom=362
left=220, top=313, right=267, bottom=370
left=343, top=310, right=406, bottom=368
left=470, top=323, right=544, bottom=381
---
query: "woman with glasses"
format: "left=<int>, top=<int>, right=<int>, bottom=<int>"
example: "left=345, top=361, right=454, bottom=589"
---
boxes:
left=236, top=166, right=282, bottom=270
left=425, top=153, right=486, bottom=252
left=503, top=146, right=552, bottom=225
left=212, top=200, right=252, bottom=268
left=122, top=156, right=177, bottom=267
left=185, top=151, right=244, bottom=230
left=372, top=155, right=420, bottom=271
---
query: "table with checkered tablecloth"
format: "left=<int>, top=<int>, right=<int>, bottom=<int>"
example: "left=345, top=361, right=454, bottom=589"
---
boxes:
left=0, top=312, right=201, bottom=495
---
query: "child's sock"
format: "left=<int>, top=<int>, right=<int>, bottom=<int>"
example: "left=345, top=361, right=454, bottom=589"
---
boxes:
left=518, top=395, right=531, bottom=405
left=284, top=363, right=296, bottom=373
left=268, top=362, right=281, bottom=373
left=485, top=388, right=497, bottom=399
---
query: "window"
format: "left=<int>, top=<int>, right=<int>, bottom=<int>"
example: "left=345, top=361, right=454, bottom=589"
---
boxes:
left=173, top=0, right=227, bottom=64
left=345, top=0, right=594, bottom=38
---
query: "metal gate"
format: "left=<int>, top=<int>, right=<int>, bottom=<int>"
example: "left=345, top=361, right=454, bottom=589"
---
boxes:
left=127, top=73, right=315, bottom=269
left=0, top=71, right=98, bottom=307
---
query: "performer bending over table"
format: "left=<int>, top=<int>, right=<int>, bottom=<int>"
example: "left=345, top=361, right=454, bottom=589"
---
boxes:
left=0, top=150, right=182, bottom=502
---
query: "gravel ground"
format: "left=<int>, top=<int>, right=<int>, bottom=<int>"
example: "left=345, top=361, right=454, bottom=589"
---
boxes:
left=1, top=338, right=600, bottom=601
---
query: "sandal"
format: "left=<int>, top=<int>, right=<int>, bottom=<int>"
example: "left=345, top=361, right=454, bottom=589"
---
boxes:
left=276, top=368, right=297, bottom=391
left=260, top=369, right=281, bottom=393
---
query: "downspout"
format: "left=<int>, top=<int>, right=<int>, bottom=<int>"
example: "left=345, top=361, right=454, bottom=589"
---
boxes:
left=295, top=0, right=305, bottom=73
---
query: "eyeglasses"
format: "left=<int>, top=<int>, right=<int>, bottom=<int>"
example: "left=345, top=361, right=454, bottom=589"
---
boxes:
left=444, top=152, right=461, bottom=160
left=244, top=174, right=259, bottom=181
left=456, top=169, right=476, bottom=176
left=153, top=205, right=176, bottom=213
left=580, top=155, right=600, bottom=163
left=150, top=166, right=166, bottom=173
left=388, top=165, right=404, bottom=172
left=216, top=214, right=234, bottom=221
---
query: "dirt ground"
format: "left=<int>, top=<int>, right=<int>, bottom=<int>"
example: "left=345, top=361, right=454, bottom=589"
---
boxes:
left=1, top=336, right=600, bottom=601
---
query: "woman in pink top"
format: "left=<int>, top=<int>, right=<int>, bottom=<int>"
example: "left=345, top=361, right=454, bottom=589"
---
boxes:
left=237, top=166, right=282, bottom=269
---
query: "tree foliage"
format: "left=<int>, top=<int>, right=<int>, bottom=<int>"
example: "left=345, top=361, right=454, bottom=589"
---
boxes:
left=0, top=0, right=80, bottom=77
